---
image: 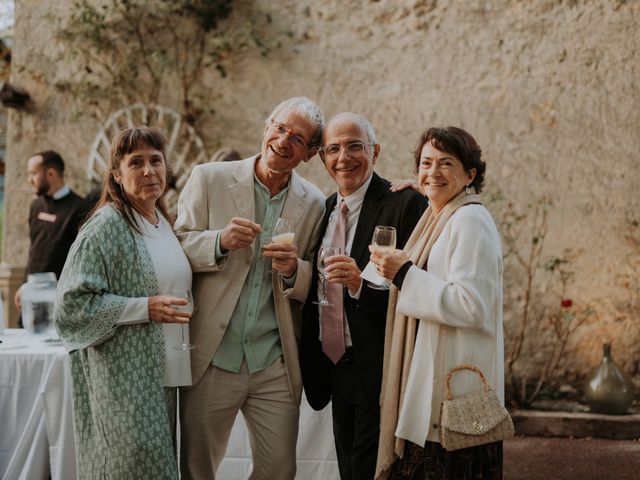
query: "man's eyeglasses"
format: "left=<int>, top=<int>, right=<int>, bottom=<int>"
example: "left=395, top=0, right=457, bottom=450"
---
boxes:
left=270, top=120, right=309, bottom=149
left=319, top=141, right=372, bottom=158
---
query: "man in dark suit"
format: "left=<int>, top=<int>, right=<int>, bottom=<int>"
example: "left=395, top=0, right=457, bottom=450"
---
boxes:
left=300, top=112, right=428, bottom=479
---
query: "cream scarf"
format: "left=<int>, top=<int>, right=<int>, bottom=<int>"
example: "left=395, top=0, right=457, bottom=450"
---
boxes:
left=375, top=190, right=482, bottom=479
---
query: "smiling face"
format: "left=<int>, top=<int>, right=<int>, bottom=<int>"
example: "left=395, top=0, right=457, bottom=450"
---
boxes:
left=320, top=114, right=379, bottom=197
left=260, top=108, right=316, bottom=176
left=418, top=140, right=476, bottom=213
left=114, top=146, right=166, bottom=208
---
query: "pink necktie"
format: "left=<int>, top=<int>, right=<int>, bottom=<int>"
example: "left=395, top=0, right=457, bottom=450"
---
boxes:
left=322, top=200, right=349, bottom=364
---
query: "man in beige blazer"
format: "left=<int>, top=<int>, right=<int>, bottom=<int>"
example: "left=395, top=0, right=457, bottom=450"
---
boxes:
left=175, top=97, right=326, bottom=479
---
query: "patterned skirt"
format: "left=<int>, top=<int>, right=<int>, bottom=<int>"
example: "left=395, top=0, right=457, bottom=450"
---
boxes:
left=389, top=440, right=503, bottom=480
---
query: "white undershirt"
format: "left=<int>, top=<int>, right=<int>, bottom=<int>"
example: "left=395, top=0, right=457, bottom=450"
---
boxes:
left=117, top=211, right=192, bottom=387
left=318, top=175, right=373, bottom=347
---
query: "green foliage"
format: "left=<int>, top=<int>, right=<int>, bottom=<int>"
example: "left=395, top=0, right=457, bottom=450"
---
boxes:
left=51, top=0, right=270, bottom=125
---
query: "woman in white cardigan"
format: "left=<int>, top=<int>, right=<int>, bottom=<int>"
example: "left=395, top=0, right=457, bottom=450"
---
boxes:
left=370, top=126, right=504, bottom=479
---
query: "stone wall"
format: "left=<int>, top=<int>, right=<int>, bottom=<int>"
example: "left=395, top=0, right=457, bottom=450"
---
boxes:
left=3, top=0, right=639, bottom=389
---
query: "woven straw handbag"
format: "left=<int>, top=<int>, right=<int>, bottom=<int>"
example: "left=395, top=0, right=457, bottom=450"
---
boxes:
left=439, top=364, right=514, bottom=451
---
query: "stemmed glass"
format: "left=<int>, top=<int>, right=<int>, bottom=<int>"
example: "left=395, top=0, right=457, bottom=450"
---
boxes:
left=367, top=226, right=397, bottom=290
left=169, top=289, right=195, bottom=351
left=271, top=218, right=294, bottom=245
left=260, top=218, right=294, bottom=275
left=313, top=245, right=342, bottom=306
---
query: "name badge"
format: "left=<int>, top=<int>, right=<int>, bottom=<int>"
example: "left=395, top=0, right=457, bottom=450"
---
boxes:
left=37, top=212, right=57, bottom=223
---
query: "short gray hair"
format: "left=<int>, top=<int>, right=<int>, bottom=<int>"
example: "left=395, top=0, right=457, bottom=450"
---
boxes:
left=358, top=116, right=378, bottom=145
left=266, top=97, right=325, bottom=148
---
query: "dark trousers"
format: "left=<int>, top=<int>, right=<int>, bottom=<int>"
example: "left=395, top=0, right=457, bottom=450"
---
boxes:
left=330, top=351, right=380, bottom=480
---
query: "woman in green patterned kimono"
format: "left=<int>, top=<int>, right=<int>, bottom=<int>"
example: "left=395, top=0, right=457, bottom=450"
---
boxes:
left=55, top=127, right=193, bottom=479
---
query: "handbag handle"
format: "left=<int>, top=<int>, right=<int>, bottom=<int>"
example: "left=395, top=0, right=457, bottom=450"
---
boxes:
left=445, top=364, right=490, bottom=400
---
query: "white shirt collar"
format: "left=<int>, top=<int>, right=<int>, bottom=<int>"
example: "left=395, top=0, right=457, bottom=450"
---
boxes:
left=336, top=174, right=373, bottom=213
left=51, top=184, right=70, bottom=200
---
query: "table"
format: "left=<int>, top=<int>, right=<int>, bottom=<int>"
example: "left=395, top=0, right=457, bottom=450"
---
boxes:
left=0, top=329, right=75, bottom=480
left=0, top=329, right=339, bottom=479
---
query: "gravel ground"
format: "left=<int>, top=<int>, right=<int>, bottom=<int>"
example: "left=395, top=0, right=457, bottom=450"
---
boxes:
left=504, top=436, right=640, bottom=480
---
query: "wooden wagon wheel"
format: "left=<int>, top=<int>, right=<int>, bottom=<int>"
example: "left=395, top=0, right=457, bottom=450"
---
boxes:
left=87, top=103, right=208, bottom=213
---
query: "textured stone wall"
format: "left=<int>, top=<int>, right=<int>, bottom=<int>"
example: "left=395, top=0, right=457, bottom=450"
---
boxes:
left=3, top=0, right=639, bottom=387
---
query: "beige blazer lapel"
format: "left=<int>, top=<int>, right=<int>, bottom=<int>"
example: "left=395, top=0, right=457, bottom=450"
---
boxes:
left=280, top=170, right=308, bottom=229
left=228, top=156, right=258, bottom=257
left=272, top=170, right=310, bottom=402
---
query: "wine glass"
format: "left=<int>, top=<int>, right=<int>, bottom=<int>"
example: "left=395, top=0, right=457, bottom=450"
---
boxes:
left=262, top=218, right=295, bottom=276
left=169, top=289, right=195, bottom=351
left=313, top=245, right=342, bottom=306
left=259, top=235, right=274, bottom=273
left=368, top=226, right=397, bottom=290
left=271, top=218, right=294, bottom=245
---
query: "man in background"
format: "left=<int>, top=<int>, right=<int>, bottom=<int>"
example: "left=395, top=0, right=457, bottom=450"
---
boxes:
left=14, top=150, right=87, bottom=311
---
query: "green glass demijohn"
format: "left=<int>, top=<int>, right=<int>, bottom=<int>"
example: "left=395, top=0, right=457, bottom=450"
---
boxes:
left=583, top=343, right=635, bottom=415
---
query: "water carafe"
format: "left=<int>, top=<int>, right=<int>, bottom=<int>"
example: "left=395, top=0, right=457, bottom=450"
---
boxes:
left=21, top=272, right=57, bottom=335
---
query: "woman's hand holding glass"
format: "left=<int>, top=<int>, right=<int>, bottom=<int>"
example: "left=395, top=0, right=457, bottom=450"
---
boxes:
left=148, top=294, right=192, bottom=324
left=368, top=246, right=410, bottom=283
left=150, top=290, right=196, bottom=350
left=366, top=226, right=397, bottom=290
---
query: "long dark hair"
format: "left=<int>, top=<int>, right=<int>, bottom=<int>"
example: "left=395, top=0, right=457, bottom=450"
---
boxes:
left=91, top=127, right=173, bottom=233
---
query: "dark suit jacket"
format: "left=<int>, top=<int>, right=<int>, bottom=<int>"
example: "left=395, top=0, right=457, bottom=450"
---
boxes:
left=300, top=173, right=428, bottom=410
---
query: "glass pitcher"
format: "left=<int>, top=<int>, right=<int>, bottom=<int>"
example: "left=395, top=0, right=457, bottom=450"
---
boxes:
left=21, top=272, right=57, bottom=335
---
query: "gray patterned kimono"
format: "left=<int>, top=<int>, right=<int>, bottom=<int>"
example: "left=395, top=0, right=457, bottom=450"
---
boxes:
left=55, top=205, right=177, bottom=479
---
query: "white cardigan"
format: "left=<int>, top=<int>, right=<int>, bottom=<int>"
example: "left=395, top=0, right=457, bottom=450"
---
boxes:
left=394, top=204, right=504, bottom=446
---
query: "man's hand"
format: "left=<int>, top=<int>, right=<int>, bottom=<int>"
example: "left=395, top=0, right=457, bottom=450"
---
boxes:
left=390, top=178, right=422, bottom=194
left=324, top=255, right=362, bottom=295
left=262, top=243, right=299, bottom=278
left=220, top=217, right=262, bottom=251
left=148, top=296, right=191, bottom=324
left=368, top=246, right=410, bottom=281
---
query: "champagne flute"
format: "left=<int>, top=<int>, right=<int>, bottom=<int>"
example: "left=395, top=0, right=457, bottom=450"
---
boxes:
left=169, top=289, right=195, bottom=351
left=313, top=245, right=342, bottom=306
left=368, top=226, right=397, bottom=290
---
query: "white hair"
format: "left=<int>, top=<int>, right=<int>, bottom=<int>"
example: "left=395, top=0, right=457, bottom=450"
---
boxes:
left=266, top=97, right=325, bottom=147
left=357, top=116, right=378, bottom=145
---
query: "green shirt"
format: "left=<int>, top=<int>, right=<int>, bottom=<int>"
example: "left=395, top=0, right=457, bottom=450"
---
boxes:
left=212, top=175, right=289, bottom=373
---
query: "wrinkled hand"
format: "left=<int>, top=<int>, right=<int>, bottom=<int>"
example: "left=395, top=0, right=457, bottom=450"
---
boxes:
left=262, top=243, right=299, bottom=278
left=368, top=246, right=410, bottom=281
left=390, top=178, right=422, bottom=194
left=324, top=255, right=362, bottom=295
left=220, top=217, right=262, bottom=251
left=148, top=296, right=191, bottom=324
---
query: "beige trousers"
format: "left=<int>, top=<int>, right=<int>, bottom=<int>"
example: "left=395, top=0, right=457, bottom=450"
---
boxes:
left=180, top=357, right=299, bottom=480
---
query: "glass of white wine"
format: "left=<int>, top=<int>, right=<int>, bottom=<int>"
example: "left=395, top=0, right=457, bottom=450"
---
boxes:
left=261, top=218, right=295, bottom=276
left=169, top=289, right=195, bottom=351
left=313, top=245, right=342, bottom=306
left=271, top=218, right=294, bottom=245
left=368, top=226, right=397, bottom=290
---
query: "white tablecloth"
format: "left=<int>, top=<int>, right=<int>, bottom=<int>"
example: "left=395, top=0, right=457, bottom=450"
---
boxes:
left=0, top=329, right=339, bottom=479
left=0, top=329, right=75, bottom=480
